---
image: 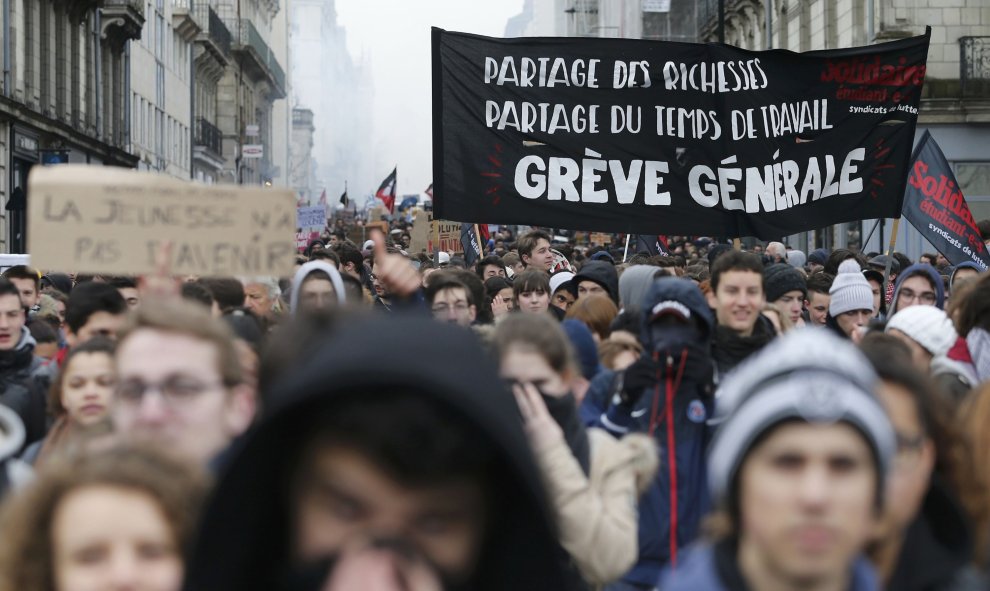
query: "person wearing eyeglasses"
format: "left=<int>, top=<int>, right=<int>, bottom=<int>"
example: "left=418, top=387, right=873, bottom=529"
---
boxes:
left=859, top=334, right=977, bottom=591
left=112, top=298, right=255, bottom=467
left=425, top=274, right=476, bottom=328
left=889, top=263, right=945, bottom=318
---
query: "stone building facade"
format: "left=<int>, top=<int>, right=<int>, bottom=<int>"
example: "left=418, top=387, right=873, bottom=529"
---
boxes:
left=129, top=0, right=198, bottom=180
left=214, top=0, right=286, bottom=186
left=0, top=0, right=143, bottom=252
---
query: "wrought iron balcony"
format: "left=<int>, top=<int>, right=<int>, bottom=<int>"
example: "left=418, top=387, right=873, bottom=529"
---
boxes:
left=99, top=0, right=145, bottom=46
left=961, top=36, right=990, bottom=98
left=194, top=5, right=232, bottom=62
left=231, top=19, right=286, bottom=98
left=195, top=117, right=223, bottom=156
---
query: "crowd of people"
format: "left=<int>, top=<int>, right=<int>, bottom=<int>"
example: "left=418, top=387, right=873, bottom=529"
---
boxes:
left=0, top=215, right=989, bottom=591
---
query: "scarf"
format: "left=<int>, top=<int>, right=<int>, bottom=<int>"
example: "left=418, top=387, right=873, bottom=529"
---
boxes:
left=966, top=328, right=990, bottom=383
left=713, top=317, right=774, bottom=363
left=542, top=391, right=590, bottom=475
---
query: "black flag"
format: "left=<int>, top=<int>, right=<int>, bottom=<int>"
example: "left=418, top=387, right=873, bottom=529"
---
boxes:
left=339, top=190, right=349, bottom=206
left=901, top=131, right=989, bottom=271
left=460, top=223, right=483, bottom=266
left=634, top=234, right=671, bottom=256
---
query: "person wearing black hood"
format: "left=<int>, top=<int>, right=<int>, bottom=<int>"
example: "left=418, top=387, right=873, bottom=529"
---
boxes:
left=574, top=261, right=619, bottom=306
left=182, top=315, right=570, bottom=591
left=859, top=334, right=983, bottom=591
left=580, top=277, right=716, bottom=589
left=706, top=251, right=775, bottom=380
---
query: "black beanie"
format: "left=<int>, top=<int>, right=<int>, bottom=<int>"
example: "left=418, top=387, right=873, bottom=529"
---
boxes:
left=763, top=264, right=807, bottom=302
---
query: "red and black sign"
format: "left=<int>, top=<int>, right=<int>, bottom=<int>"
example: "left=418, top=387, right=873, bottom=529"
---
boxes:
left=902, top=130, right=989, bottom=271
left=431, top=28, right=930, bottom=239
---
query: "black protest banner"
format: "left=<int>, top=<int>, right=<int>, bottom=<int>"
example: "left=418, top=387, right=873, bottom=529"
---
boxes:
left=432, top=28, right=930, bottom=239
left=902, top=131, right=990, bottom=272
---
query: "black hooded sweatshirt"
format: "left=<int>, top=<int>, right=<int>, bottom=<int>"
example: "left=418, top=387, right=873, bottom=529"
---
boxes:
left=182, top=315, right=569, bottom=591
left=573, top=261, right=619, bottom=305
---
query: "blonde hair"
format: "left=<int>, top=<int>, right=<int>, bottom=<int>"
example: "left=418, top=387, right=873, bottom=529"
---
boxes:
left=762, top=302, right=793, bottom=334
left=117, top=297, right=243, bottom=388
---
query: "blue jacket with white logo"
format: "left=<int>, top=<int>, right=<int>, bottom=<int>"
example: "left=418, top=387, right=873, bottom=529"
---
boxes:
left=580, top=278, right=715, bottom=586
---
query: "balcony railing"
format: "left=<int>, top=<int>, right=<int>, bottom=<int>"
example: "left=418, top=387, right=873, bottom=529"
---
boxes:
left=195, top=117, right=222, bottom=155
left=239, top=18, right=286, bottom=96
left=961, top=36, right=990, bottom=98
left=193, top=5, right=232, bottom=57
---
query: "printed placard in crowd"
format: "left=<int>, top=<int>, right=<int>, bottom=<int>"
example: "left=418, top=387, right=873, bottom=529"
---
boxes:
left=432, top=28, right=930, bottom=239
left=431, top=220, right=463, bottom=254
left=27, top=165, right=296, bottom=277
left=296, top=206, right=326, bottom=230
left=901, top=130, right=990, bottom=271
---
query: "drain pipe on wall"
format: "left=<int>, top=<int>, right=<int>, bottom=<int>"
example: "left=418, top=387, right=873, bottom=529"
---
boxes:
left=2, top=0, right=11, bottom=96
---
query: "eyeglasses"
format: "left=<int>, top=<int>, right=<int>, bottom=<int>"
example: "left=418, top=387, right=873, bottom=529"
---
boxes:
left=431, top=303, right=470, bottom=315
left=894, top=431, right=925, bottom=468
left=116, top=376, right=223, bottom=407
left=898, top=288, right=936, bottom=305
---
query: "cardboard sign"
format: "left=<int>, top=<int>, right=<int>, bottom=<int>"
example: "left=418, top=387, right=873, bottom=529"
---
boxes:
left=589, top=233, right=612, bottom=246
left=368, top=206, right=388, bottom=222
left=431, top=220, right=462, bottom=254
left=409, top=213, right=431, bottom=253
left=28, top=165, right=296, bottom=277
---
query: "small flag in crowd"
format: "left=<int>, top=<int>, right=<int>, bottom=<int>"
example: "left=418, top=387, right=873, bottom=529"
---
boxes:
left=461, top=223, right=483, bottom=266
left=425, top=183, right=433, bottom=199
left=318, top=189, right=327, bottom=206
left=376, top=168, right=397, bottom=213
left=635, top=234, right=671, bottom=256
left=339, top=190, right=349, bottom=207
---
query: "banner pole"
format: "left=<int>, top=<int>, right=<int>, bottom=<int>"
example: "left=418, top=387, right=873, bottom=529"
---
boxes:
left=434, top=217, right=441, bottom=266
left=474, top=224, right=483, bottom=257
left=885, top=219, right=899, bottom=256
left=882, top=218, right=900, bottom=300
left=733, top=238, right=742, bottom=251
left=862, top=219, right=882, bottom=250
left=622, top=234, right=631, bottom=262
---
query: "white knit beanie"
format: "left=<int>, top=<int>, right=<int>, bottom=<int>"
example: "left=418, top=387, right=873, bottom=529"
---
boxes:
left=885, top=305, right=958, bottom=357
left=829, top=260, right=875, bottom=316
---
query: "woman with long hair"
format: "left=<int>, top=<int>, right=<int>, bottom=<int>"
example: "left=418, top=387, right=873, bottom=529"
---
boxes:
left=493, top=314, right=657, bottom=587
left=24, top=338, right=117, bottom=467
left=0, top=446, right=207, bottom=591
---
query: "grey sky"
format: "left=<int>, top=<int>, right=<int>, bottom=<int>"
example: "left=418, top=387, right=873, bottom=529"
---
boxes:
left=335, top=0, right=524, bottom=202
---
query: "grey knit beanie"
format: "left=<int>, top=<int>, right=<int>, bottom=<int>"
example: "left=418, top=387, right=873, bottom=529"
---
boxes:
left=829, top=259, right=874, bottom=316
left=709, top=329, right=895, bottom=508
